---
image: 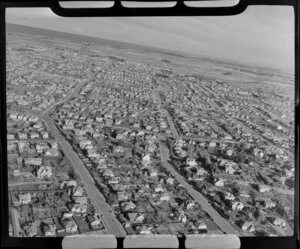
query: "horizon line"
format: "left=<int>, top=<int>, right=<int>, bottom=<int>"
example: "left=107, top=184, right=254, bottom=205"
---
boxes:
left=6, top=22, right=294, bottom=74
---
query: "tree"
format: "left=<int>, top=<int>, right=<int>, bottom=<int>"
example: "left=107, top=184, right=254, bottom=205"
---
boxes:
left=235, top=152, right=247, bottom=163
left=145, top=214, right=157, bottom=224
left=176, top=188, right=189, bottom=200
left=107, top=193, right=117, bottom=204
left=68, top=169, right=76, bottom=180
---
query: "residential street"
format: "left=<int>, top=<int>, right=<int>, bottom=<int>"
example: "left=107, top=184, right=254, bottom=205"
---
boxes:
left=11, top=208, right=22, bottom=237
left=37, top=75, right=127, bottom=236
left=159, top=139, right=240, bottom=235
left=43, top=117, right=126, bottom=237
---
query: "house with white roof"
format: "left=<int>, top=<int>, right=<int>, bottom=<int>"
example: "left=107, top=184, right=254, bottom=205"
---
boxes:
left=232, top=201, right=244, bottom=211
left=242, top=222, right=255, bottom=233
left=18, top=193, right=31, bottom=205
left=37, top=166, right=52, bottom=179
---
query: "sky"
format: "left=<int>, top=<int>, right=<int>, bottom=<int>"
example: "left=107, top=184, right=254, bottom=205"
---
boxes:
left=6, top=6, right=294, bottom=71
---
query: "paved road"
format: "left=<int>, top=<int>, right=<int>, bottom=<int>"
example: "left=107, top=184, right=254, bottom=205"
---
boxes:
left=53, top=118, right=168, bottom=136
left=159, top=139, right=239, bottom=235
left=152, top=89, right=179, bottom=138
left=8, top=139, right=55, bottom=143
left=44, top=117, right=126, bottom=237
left=9, top=180, right=55, bottom=187
left=37, top=76, right=126, bottom=236
left=40, top=79, right=89, bottom=118
left=182, top=136, right=239, bottom=144
left=236, top=180, right=294, bottom=196
left=161, top=109, right=179, bottom=138
left=160, top=106, right=179, bottom=138
left=11, top=208, right=22, bottom=237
